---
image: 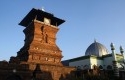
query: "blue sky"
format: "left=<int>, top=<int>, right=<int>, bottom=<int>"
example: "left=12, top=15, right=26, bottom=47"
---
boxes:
left=0, top=0, right=125, bottom=61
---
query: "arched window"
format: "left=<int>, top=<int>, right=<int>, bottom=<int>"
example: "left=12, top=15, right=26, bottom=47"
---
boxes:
left=77, top=66, right=81, bottom=70
left=83, top=65, right=89, bottom=70
left=107, top=65, right=112, bottom=70
left=99, top=65, right=103, bottom=69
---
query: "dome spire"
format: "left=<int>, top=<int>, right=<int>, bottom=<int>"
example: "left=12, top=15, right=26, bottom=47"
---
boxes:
left=94, top=39, right=97, bottom=43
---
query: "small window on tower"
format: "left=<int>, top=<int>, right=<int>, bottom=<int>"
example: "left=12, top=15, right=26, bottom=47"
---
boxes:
left=45, top=57, right=48, bottom=61
left=44, top=17, right=51, bottom=24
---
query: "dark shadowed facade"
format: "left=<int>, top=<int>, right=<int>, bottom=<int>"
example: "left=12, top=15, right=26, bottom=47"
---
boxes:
left=0, top=8, right=76, bottom=80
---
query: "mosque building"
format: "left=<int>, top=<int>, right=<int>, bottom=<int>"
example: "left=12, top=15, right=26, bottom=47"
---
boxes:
left=62, top=40, right=125, bottom=74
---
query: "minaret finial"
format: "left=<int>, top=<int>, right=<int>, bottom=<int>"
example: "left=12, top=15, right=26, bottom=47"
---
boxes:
left=110, top=42, right=115, bottom=50
left=120, top=46, right=124, bottom=55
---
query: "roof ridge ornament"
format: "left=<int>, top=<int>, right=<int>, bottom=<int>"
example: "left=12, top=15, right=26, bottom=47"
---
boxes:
left=41, top=7, right=45, bottom=11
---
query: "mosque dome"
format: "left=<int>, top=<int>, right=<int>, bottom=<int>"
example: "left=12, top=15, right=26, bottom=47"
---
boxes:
left=85, top=40, right=109, bottom=57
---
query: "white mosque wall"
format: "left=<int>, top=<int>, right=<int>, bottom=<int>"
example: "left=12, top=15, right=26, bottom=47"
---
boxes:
left=103, top=56, right=113, bottom=69
left=68, top=54, right=124, bottom=70
left=69, top=58, right=90, bottom=69
left=90, top=58, right=97, bottom=69
left=97, top=59, right=103, bottom=67
left=90, top=58, right=103, bottom=69
left=97, top=60, right=103, bottom=65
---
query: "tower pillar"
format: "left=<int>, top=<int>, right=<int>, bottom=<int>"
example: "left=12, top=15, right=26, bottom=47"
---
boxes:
left=110, top=43, right=119, bottom=78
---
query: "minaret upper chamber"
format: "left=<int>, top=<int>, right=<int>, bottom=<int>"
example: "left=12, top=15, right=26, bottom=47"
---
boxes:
left=19, top=8, right=65, bottom=27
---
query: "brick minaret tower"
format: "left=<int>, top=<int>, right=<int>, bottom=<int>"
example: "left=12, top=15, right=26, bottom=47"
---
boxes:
left=0, top=8, right=75, bottom=80
left=17, top=8, right=64, bottom=66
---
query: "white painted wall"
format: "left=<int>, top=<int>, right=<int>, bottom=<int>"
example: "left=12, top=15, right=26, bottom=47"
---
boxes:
left=97, top=59, right=103, bottom=66
left=69, top=58, right=104, bottom=69
left=90, top=58, right=103, bottom=69
left=103, top=56, right=113, bottom=69
left=69, top=58, right=90, bottom=69
left=90, top=58, right=97, bottom=69
left=69, top=54, right=123, bottom=70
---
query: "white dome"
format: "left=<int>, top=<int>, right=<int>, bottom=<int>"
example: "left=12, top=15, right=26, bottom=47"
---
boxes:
left=85, top=41, right=109, bottom=57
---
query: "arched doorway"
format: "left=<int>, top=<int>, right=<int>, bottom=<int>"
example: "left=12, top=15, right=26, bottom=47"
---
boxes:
left=6, top=75, right=22, bottom=80
left=83, top=65, right=89, bottom=70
